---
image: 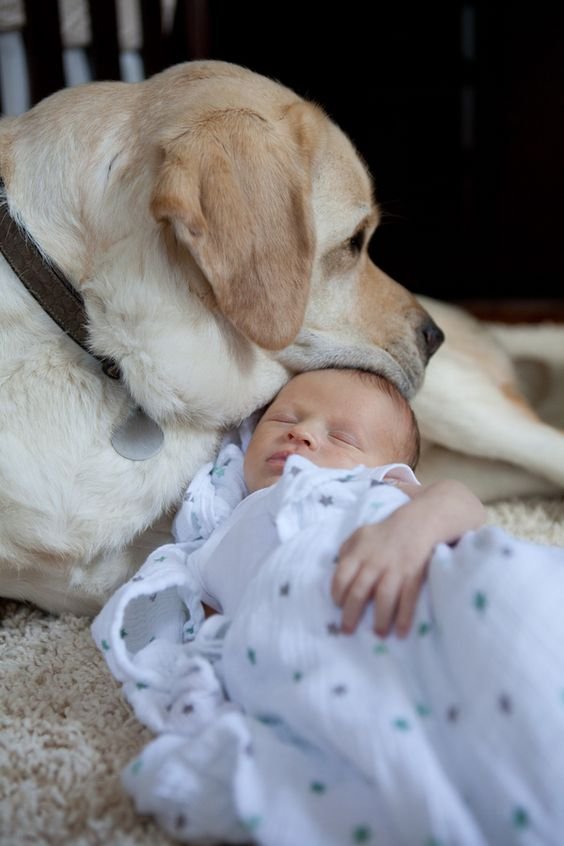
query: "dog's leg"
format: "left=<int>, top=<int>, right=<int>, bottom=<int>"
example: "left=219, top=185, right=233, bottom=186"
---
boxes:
left=489, top=323, right=564, bottom=367
left=415, top=298, right=564, bottom=498
left=413, top=364, right=564, bottom=491
left=0, top=544, right=151, bottom=616
left=416, top=445, right=561, bottom=502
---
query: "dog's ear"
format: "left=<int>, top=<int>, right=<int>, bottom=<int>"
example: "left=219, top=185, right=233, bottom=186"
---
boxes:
left=151, top=104, right=318, bottom=350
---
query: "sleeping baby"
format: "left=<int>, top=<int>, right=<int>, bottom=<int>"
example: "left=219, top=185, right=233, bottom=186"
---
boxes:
left=93, top=368, right=564, bottom=846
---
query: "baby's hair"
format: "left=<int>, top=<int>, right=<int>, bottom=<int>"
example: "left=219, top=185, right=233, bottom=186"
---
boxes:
left=337, top=368, right=421, bottom=469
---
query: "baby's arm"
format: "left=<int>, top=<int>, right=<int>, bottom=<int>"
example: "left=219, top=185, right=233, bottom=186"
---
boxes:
left=331, top=479, right=486, bottom=637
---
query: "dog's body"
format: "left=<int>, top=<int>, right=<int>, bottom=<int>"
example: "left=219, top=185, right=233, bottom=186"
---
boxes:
left=1, top=61, right=562, bottom=616
left=0, top=61, right=439, bottom=614
left=413, top=297, right=564, bottom=501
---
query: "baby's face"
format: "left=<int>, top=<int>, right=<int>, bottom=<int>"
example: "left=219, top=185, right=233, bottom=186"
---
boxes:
left=244, top=370, right=405, bottom=492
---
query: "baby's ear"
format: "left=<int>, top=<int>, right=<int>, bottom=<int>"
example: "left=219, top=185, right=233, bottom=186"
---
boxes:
left=151, top=108, right=316, bottom=350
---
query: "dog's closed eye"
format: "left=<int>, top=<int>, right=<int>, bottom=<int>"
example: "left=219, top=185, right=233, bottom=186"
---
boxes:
left=322, top=228, right=369, bottom=275
left=347, top=230, right=366, bottom=254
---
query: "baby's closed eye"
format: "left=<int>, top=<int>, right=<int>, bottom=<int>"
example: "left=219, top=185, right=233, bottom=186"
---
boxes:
left=329, top=431, right=360, bottom=448
left=266, top=414, right=298, bottom=425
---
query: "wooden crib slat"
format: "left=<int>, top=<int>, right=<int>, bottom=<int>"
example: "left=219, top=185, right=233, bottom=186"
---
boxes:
left=22, top=0, right=65, bottom=104
left=88, top=0, right=121, bottom=82
left=139, top=0, right=164, bottom=79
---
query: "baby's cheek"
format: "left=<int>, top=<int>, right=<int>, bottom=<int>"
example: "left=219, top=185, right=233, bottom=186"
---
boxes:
left=243, top=447, right=271, bottom=493
left=242, top=450, right=255, bottom=491
left=320, top=450, right=358, bottom=470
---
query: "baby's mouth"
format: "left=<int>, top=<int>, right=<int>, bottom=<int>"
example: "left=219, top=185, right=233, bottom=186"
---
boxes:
left=266, top=450, right=293, bottom=467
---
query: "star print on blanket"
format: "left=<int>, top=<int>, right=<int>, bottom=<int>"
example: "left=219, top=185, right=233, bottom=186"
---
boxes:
left=92, top=440, right=564, bottom=846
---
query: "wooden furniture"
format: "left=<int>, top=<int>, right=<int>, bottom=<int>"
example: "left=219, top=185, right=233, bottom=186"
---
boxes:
left=11, top=0, right=209, bottom=105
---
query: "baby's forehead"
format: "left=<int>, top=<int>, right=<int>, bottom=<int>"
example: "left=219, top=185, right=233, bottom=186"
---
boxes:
left=272, top=371, right=347, bottom=402
left=284, top=369, right=362, bottom=391
left=274, top=370, right=392, bottom=412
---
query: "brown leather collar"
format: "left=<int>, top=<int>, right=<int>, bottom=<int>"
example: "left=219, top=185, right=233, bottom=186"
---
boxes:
left=0, top=179, right=120, bottom=379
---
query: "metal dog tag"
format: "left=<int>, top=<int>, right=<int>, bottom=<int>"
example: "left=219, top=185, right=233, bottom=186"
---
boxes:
left=111, top=406, right=164, bottom=461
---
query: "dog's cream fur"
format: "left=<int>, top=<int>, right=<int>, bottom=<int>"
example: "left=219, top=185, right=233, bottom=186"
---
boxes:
left=0, top=61, right=438, bottom=614
left=413, top=297, right=564, bottom=501
left=2, top=60, right=562, bottom=616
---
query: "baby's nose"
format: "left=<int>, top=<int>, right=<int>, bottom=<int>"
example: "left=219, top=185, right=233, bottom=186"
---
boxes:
left=288, top=427, right=315, bottom=448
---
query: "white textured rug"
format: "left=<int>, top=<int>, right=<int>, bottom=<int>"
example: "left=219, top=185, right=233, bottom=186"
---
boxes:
left=1, top=496, right=563, bottom=846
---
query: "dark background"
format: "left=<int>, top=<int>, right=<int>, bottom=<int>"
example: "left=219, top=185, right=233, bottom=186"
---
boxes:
left=192, top=2, right=564, bottom=307
left=19, top=1, right=564, bottom=311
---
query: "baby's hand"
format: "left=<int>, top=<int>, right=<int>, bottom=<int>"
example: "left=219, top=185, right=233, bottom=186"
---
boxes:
left=331, top=478, right=486, bottom=636
left=331, top=514, right=431, bottom=638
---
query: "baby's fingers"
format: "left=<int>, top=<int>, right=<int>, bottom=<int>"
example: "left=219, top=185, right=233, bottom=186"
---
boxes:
left=331, top=554, right=362, bottom=606
left=340, top=567, right=382, bottom=634
left=333, top=527, right=379, bottom=605
left=373, top=572, right=403, bottom=637
left=395, top=572, right=425, bottom=638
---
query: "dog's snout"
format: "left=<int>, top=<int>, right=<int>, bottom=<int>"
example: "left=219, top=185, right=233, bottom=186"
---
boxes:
left=419, top=317, right=444, bottom=361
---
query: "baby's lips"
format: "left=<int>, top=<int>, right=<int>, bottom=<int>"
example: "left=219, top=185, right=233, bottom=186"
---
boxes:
left=267, top=451, right=293, bottom=464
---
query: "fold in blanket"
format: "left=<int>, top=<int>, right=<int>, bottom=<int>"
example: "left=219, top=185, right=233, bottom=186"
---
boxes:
left=93, top=437, right=564, bottom=846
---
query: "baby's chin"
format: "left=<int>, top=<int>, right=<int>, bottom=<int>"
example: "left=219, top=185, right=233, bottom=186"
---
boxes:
left=244, top=466, right=283, bottom=494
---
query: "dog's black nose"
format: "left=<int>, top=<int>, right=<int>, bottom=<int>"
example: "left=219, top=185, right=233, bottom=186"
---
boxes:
left=420, top=317, right=444, bottom=361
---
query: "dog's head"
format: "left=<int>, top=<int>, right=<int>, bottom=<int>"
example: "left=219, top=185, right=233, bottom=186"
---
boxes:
left=146, top=62, right=442, bottom=400
left=2, top=61, right=442, bottom=424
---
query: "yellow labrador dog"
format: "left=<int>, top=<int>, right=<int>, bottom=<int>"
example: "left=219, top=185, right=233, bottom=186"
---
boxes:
left=0, top=61, right=442, bottom=614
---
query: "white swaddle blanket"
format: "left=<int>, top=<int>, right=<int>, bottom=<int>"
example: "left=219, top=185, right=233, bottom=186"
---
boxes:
left=92, top=432, right=564, bottom=846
